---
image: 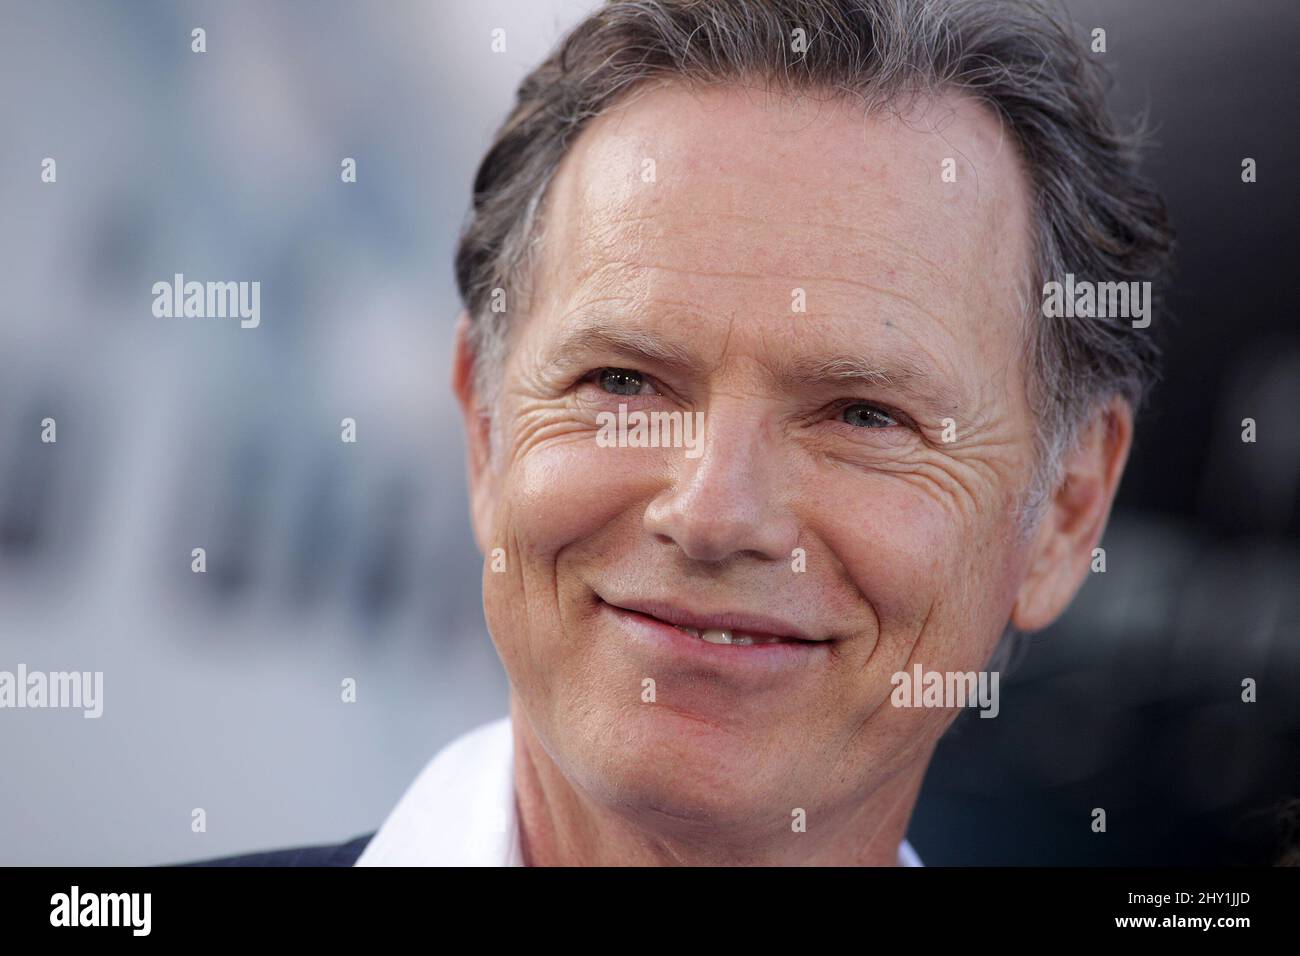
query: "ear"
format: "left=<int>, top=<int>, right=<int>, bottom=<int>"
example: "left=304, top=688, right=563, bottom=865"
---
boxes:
left=1011, top=395, right=1133, bottom=632
left=451, top=312, right=496, bottom=555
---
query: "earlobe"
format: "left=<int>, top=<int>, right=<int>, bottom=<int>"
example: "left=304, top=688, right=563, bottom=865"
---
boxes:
left=1010, top=397, right=1133, bottom=633
left=1010, top=521, right=1061, bottom=633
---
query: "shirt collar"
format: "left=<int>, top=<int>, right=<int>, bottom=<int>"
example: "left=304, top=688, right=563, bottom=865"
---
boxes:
left=356, top=716, right=520, bottom=866
left=356, top=715, right=922, bottom=866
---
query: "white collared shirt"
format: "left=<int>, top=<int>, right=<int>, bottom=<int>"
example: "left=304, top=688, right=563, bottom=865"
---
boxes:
left=357, top=716, right=923, bottom=866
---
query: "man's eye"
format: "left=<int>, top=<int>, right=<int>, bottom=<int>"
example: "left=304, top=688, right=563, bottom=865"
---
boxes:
left=840, top=402, right=897, bottom=428
left=597, top=367, right=653, bottom=396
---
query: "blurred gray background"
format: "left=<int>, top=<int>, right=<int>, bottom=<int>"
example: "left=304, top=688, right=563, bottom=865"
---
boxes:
left=1, top=0, right=1296, bottom=865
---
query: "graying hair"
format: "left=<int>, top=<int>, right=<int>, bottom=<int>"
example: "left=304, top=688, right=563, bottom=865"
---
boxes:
left=453, top=0, right=1173, bottom=664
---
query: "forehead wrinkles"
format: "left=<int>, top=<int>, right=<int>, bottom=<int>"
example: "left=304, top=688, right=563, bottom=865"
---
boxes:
left=535, top=90, right=1029, bottom=326
left=548, top=234, right=969, bottom=395
left=544, top=194, right=971, bottom=361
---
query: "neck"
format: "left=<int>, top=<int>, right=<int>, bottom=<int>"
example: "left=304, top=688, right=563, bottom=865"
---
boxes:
left=509, top=698, right=927, bottom=866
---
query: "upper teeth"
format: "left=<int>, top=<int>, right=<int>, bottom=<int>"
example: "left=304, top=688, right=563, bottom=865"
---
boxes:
left=675, top=626, right=782, bottom=646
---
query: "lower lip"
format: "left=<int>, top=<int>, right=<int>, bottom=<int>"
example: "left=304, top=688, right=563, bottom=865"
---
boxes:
left=599, top=600, right=828, bottom=676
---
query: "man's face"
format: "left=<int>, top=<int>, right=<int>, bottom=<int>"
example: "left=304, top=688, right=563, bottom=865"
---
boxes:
left=467, top=83, right=1042, bottom=832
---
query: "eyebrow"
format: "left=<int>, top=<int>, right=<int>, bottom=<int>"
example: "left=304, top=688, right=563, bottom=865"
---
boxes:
left=546, top=318, right=963, bottom=417
left=776, top=355, right=964, bottom=416
left=547, top=321, right=698, bottom=372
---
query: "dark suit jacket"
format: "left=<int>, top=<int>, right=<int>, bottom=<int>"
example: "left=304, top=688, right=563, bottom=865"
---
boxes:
left=183, top=832, right=375, bottom=866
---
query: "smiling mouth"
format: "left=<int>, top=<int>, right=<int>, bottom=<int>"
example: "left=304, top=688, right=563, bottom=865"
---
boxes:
left=663, top=623, right=789, bottom=646
left=599, top=598, right=820, bottom=647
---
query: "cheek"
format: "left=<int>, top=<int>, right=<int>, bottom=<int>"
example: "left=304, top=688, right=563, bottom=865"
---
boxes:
left=496, top=437, right=660, bottom=561
left=817, top=480, right=951, bottom=633
left=814, top=473, right=1021, bottom=668
left=484, top=434, right=668, bottom=677
left=815, top=479, right=1023, bottom=776
left=487, top=436, right=683, bottom=747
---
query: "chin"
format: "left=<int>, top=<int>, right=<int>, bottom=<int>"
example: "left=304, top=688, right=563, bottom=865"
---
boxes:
left=557, top=700, right=804, bottom=829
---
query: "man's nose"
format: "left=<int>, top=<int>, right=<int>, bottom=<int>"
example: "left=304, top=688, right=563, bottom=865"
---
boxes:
left=642, top=403, right=799, bottom=563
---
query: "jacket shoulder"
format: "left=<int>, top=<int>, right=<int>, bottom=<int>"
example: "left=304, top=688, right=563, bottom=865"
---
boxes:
left=179, top=832, right=375, bottom=867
